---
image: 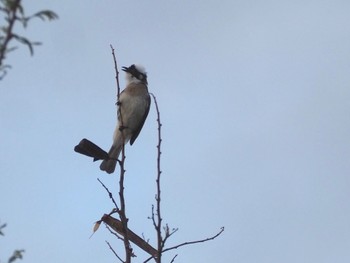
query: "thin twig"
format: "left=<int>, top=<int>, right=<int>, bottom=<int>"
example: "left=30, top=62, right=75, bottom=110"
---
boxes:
left=105, top=224, right=124, bottom=241
left=150, top=93, right=163, bottom=262
left=163, top=227, right=224, bottom=253
left=97, top=178, right=119, bottom=210
left=170, top=254, right=178, bottom=263
left=110, top=44, right=121, bottom=102
left=143, top=256, right=153, bottom=263
left=106, top=240, right=124, bottom=263
left=150, top=205, right=157, bottom=231
left=161, top=226, right=178, bottom=246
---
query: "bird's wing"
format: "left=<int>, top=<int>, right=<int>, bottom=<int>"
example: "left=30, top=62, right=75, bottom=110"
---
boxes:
left=130, top=93, right=151, bottom=145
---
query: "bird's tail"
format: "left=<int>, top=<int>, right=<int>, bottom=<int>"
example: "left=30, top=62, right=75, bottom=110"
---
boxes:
left=100, top=144, right=122, bottom=174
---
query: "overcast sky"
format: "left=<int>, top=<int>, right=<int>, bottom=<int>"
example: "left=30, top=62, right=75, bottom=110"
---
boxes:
left=1, top=0, right=350, bottom=262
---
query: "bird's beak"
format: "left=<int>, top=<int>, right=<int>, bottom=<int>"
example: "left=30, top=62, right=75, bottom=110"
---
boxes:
left=122, top=66, right=129, bottom=72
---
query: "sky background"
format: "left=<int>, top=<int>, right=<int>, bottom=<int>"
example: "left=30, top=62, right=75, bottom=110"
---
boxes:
left=1, top=0, right=350, bottom=262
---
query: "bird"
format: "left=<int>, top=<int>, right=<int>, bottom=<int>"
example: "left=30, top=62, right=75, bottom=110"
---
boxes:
left=100, top=64, right=151, bottom=174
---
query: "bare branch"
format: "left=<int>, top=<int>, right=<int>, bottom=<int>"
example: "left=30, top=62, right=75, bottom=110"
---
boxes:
left=106, top=240, right=124, bottom=263
left=97, top=178, right=119, bottom=210
left=150, top=205, right=157, bottom=231
left=161, top=225, right=178, bottom=246
left=170, top=254, right=178, bottom=263
left=149, top=93, right=164, bottom=262
left=105, top=224, right=124, bottom=241
left=110, top=44, right=121, bottom=103
left=163, top=227, right=224, bottom=253
left=142, top=256, right=154, bottom=263
left=110, top=45, right=132, bottom=262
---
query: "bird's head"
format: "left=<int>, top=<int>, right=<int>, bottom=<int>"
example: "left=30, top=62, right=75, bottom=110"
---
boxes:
left=122, top=64, right=147, bottom=85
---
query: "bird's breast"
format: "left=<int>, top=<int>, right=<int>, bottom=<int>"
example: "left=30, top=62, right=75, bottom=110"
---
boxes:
left=118, top=85, right=149, bottom=129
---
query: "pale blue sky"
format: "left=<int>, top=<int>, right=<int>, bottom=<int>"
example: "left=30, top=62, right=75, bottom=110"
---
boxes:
left=1, top=0, right=350, bottom=262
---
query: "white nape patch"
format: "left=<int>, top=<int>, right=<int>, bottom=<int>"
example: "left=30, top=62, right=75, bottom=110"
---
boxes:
left=134, top=64, right=147, bottom=75
left=124, top=63, right=147, bottom=84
